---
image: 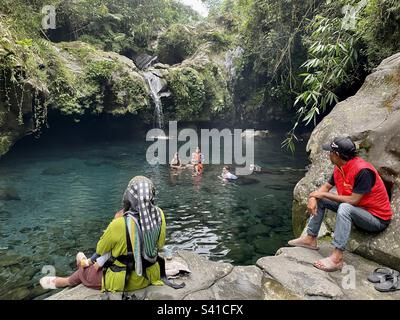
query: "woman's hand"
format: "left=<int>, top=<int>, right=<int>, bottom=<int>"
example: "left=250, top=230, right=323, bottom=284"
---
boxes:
left=114, top=209, right=124, bottom=219
left=93, top=262, right=101, bottom=271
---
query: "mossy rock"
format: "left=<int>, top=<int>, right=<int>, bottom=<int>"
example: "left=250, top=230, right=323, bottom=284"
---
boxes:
left=0, top=111, right=7, bottom=127
left=1, top=286, right=31, bottom=300
left=157, top=24, right=198, bottom=64
left=45, top=41, right=149, bottom=117
left=166, top=66, right=206, bottom=120
left=0, top=135, right=13, bottom=157
left=0, top=254, right=24, bottom=268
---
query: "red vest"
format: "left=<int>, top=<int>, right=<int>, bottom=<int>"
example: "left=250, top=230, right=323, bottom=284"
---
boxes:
left=333, top=157, right=393, bottom=221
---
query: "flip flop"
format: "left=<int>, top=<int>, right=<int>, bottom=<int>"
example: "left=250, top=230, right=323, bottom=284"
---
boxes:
left=313, top=257, right=343, bottom=272
left=288, top=239, right=319, bottom=250
left=368, top=267, right=399, bottom=283
left=374, top=274, right=400, bottom=292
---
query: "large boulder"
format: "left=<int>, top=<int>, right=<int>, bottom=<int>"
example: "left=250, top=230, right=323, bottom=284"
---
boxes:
left=47, top=245, right=400, bottom=300
left=257, top=243, right=400, bottom=300
left=292, top=52, right=400, bottom=269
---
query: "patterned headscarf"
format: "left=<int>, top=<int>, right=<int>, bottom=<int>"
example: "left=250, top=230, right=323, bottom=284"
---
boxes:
left=123, top=176, right=162, bottom=262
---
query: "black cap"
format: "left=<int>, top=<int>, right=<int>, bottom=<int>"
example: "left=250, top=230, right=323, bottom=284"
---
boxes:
left=322, top=137, right=356, bottom=159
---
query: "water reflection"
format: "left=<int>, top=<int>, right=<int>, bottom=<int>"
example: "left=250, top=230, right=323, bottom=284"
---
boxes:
left=0, top=127, right=308, bottom=299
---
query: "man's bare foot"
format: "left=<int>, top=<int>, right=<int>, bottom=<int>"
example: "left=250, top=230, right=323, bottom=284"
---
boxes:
left=314, top=256, right=343, bottom=272
left=288, top=235, right=319, bottom=250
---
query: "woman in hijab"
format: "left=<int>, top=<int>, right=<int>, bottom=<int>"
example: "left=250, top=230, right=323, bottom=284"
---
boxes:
left=39, top=176, right=167, bottom=293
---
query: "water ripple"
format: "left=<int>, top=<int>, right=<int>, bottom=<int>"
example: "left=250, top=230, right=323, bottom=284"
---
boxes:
left=0, top=132, right=308, bottom=299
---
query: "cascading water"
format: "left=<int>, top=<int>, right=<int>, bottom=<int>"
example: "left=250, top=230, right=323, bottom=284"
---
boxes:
left=225, top=46, right=244, bottom=83
left=143, top=71, right=165, bottom=129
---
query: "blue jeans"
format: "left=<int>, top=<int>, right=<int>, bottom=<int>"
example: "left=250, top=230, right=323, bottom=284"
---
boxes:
left=307, top=198, right=390, bottom=251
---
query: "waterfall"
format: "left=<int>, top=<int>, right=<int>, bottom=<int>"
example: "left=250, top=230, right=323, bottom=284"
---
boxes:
left=225, top=46, right=244, bottom=82
left=143, top=71, right=164, bottom=129
left=134, top=53, right=158, bottom=70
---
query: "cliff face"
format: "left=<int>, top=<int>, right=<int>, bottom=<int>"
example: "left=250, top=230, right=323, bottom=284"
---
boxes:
left=0, top=23, right=233, bottom=158
left=292, top=52, right=400, bottom=269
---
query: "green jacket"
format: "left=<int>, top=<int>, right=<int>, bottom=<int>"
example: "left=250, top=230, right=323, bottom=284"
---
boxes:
left=96, top=209, right=166, bottom=292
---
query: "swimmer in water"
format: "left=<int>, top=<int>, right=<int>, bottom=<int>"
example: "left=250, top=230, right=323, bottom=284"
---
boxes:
left=219, top=165, right=238, bottom=182
left=170, top=152, right=183, bottom=169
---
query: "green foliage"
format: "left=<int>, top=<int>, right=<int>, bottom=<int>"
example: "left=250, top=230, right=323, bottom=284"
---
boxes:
left=299, top=16, right=358, bottom=125
left=0, top=14, right=49, bottom=132
left=85, top=60, right=117, bottom=83
left=358, top=0, right=400, bottom=67
left=110, top=72, right=148, bottom=115
left=0, top=111, right=6, bottom=127
left=53, top=0, right=200, bottom=55
left=201, top=62, right=231, bottom=114
left=46, top=53, right=82, bottom=116
left=0, top=133, right=12, bottom=156
left=231, top=0, right=319, bottom=125
left=165, top=57, right=232, bottom=121
left=283, top=14, right=359, bottom=151
left=3, top=0, right=400, bottom=155
left=156, top=20, right=234, bottom=65
left=207, top=0, right=400, bottom=151
left=196, top=21, right=234, bottom=52
left=284, top=0, right=400, bottom=151
left=208, top=0, right=251, bottom=33
left=166, top=67, right=206, bottom=120
left=157, top=24, right=198, bottom=64
left=41, top=41, right=149, bottom=117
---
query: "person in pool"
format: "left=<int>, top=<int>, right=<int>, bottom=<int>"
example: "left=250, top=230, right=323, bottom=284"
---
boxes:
left=219, top=166, right=238, bottom=182
left=40, top=176, right=168, bottom=293
left=170, top=152, right=183, bottom=169
left=288, top=137, right=393, bottom=272
left=191, top=147, right=204, bottom=176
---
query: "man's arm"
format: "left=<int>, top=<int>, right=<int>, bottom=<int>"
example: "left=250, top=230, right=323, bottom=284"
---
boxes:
left=316, top=192, right=364, bottom=206
left=311, top=169, right=374, bottom=206
left=309, top=182, right=333, bottom=200
left=307, top=182, right=333, bottom=216
left=310, top=187, right=364, bottom=206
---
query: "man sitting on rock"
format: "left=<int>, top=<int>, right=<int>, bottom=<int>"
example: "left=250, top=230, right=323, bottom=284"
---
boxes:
left=288, top=136, right=393, bottom=272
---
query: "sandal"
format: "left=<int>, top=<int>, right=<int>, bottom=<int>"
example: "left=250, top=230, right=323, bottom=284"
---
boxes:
left=313, top=257, right=343, bottom=272
left=368, top=267, right=399, bottom=283
left=374, top=274, right=400, bottom=292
